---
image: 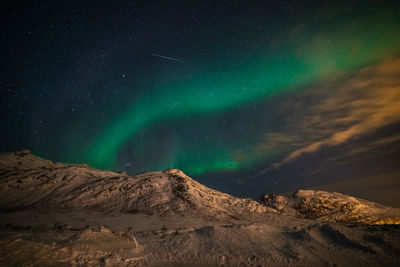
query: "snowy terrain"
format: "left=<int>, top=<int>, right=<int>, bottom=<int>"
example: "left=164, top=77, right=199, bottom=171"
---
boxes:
left=1, top=150, right=400, bottom=266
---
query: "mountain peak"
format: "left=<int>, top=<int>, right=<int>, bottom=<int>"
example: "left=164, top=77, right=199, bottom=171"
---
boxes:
left=162, top=168, right=187, bottom=176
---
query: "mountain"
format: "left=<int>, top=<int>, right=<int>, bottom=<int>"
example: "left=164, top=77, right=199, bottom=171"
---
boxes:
left=1, top=150, right=400, bottom=266
left=261, top=190, right=400, bottom=225
left=0, top=150, right=270, bottom=219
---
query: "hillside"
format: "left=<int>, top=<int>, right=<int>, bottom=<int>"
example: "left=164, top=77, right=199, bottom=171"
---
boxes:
left=0, top=150, right=271, bottom=220
left=261, top=190, right=400, bottom=225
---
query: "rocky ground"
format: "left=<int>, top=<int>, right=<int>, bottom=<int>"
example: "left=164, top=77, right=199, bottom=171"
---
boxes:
left=1, top=150, right=400, bottom=266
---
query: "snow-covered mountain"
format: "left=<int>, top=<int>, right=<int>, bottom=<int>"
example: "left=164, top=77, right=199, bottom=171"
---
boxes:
left=261, top=190, right=400, bottom=225
left=0, top=150, right=270, bottom=220
left=1, top=150, right=400, bottom=266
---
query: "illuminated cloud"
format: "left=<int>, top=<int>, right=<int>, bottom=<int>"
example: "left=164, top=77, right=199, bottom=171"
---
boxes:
left=255, top=58, right=400, bottom=171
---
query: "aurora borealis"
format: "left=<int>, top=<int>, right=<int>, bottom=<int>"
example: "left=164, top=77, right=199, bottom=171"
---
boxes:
left=2, top=1, right=400, bottom=205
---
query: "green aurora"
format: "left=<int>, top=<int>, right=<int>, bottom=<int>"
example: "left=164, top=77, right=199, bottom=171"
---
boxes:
left=85, top=12, right=400, bottom=174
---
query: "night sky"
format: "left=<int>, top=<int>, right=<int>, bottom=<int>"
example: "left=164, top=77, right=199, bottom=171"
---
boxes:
left=2, top=1, right=400, bottom=206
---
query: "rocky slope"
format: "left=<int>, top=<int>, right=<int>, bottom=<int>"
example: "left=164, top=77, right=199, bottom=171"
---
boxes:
left=261, top=190, right=400, bottom=225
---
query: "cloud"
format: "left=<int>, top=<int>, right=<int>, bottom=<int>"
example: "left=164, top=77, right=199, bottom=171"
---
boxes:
left=304, top=132, right=400, bottom=176
left=253, top=57, right=400, bottom=172
left=369, top=133, right=400, bottom=148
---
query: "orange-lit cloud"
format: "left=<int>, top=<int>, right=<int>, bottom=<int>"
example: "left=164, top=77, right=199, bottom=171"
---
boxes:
left=252, top=58, right=400, bottom=172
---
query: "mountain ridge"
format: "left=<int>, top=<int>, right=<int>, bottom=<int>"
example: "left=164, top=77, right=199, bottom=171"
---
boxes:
left=0, top=150, right=272, bottom=220
left=1, top=150, right=400, bottom=225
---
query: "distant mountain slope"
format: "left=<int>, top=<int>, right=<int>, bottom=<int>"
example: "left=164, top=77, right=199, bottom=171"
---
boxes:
left=260, top=190, right=400, bottom=224
left=0, top=150, right=271, bottom=220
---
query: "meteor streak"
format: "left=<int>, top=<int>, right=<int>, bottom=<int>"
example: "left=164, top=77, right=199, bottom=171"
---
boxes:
left=151, top=53, right=189, bottom=63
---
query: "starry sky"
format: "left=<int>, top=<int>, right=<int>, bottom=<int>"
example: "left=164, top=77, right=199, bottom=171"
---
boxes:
left=1, top=1, right=400, bottom=206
